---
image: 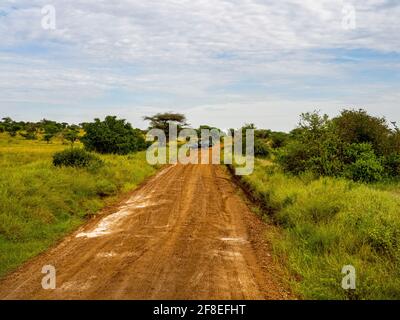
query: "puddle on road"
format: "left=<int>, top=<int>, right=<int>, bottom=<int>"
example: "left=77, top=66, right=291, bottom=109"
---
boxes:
left=59, top=277, right=95, bottom=292
left=96, top=251, right=117, bottom=258
left=76, top=208, right=131, bottom=238
left=219, top=237, right=248, bottom=244
left=76, top=194, right=154, bottom=239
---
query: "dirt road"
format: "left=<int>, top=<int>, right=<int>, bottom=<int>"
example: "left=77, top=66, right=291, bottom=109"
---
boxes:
left=0, top=164, right=290, bottom=300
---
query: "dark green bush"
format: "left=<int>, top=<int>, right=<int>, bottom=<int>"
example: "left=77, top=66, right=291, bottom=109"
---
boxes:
left=81, top=116, right=146, bottom=155
left=53, top=148, right=103, bottom=168
left=343, top=143, right=384, bottom=182
left=332, top=109, right=392, bottom=156
left=344, top=158, right=384, bottom=183
left=277, top=141, right=309, bottom=174
left=276, top=111, right=399, bottom=183
left=270, top=131, right=289, bottom=148
left=254, top=140, right=270, bottom=158
left=383, top=153, right=400, bottom=177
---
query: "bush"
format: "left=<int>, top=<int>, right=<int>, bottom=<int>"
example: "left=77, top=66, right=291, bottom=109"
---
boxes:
left=53, top=148, right=103, bottom=168
left=343, top=143, right=384, bottom=182
left=333, top=109, right=392, bottom=156
left=277, top=141, right=309, bottom=174
left=277, top=111, right=398, bottom=182
left=81, top=116, right=147, bottom=155
left=344, top=158, right=384, bottom=183
left=270, top=131, right=289, bottom=149
left=254, top=140, right=270, bottom=158
left=383, top=153, right=400, bottom=177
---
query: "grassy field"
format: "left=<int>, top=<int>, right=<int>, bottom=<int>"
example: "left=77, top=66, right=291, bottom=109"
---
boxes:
left=235, top=159, right=400, bottom=300
left=0, top=133, right=158, bottom=277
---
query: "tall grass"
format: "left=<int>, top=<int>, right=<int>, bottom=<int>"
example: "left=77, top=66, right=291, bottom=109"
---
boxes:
left=238, top=159, right=400, bottom=299
left=0, top=134, right=157, bottom=277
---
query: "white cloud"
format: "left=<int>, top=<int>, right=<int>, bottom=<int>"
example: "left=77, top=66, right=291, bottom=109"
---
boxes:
left=0, top=0, right=399, bottom=129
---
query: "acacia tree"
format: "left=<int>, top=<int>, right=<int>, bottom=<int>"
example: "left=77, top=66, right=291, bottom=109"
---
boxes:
left=144, top=112, right=188, bottom=140
left=42, top=120, right=61, bottom=143
left=1, top=117, right=21, bottom=137
left=63, top=127, right=80, bottom=147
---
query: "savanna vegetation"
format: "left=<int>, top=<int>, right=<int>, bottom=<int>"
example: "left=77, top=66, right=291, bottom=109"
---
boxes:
left=2, top=109, right=400, bottom=299
left=233, top=109, right=400, bottom=299
left=0, top=116, right=157, bottom=277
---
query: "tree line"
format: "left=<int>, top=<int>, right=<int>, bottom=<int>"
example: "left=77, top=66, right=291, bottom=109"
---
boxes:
left=5, top=109, right=396, bottom=182
left=0, top=117, right=81, bottom=145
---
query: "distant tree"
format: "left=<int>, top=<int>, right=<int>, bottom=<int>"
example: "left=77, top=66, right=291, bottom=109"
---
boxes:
left=41, top=119, right=61, bottom=143
left=40, top=119, right=62, bottom=133
left=81, top=116, right=146, bottom=154
left=242, top=123, right=256, bottom=130
left=1, top=117, right=13, bottom=125
left=144, top=112, right=188, bottom=140
left=196, top=125, right=223, bottom=139
left=255, top=129, right=271, bottom=140
left=2, top=117, right=21, bottom=137
left=20, top=123, right=38, bottom=140
left=43, top=133, right=55, bottom=144
left=62, top=128, right=80, bottom=147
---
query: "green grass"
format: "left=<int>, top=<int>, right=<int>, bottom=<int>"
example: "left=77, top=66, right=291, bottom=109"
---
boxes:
left=235, top=159, right=400, bottom=300
left=0, top=133, right=158, bottom=277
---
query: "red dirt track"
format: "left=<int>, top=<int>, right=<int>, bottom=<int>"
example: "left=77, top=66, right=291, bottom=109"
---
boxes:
left=0, top=164, right=290, bottom=300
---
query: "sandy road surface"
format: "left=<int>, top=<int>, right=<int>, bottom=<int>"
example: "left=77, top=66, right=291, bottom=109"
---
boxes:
left=0, top=164, right=290, bottom=300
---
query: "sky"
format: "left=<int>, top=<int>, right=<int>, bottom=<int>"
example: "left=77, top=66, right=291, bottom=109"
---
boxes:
left=0, top=0, right=399, bottom=131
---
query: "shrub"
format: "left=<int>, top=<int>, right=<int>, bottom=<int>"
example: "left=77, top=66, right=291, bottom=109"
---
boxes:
left=81, top=116, right=147, bottom=155
left=276, top=141, right=309, bottom=174
left=333, top=109, right=392, bottom=156
left=383, top=153, right=400, bottom=177
left=53, top=148, right=103, bottom=168
left=344, top=143, right=376, bottom=163
left=270, top=131, right=289, bottom=148
left=344, top=158, right=384, bottom=183
left=277, top=111, right=399, bottom=182
left=254, top=140, right=270, bottom=158
left=95, top=180, right=117, bottom=197
left=343, top=143, right=384, bottom=182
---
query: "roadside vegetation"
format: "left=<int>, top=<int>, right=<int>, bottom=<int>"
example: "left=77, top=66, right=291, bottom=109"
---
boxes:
left=241, top=161, right=400, bottom=299
left=0, top=117, right=157, bottom=277
left=233, top=109, right=400, bottom=299
left=2, top=110, right=400, bottom=299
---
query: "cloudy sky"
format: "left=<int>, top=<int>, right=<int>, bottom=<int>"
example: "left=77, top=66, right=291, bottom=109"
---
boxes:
left=0, top=0, right=399, bottom=131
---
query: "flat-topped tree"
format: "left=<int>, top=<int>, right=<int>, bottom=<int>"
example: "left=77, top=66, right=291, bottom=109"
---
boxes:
left=144, top=112, right=188, bottom=141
